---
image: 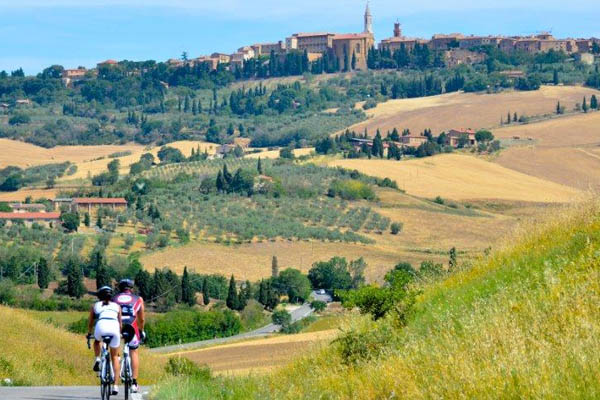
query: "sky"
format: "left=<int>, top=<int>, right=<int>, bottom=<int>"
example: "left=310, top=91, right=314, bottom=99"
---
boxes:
left=1, top=0, right=599, bottom=74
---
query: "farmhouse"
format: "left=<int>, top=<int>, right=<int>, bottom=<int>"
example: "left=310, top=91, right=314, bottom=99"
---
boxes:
left=447, top=128, right=477, bottom=147
left=398, top=134, right=428, bottom=148
left=71, top=198, right=128, bottom=213
left=0, top=212, right=61, bottom=228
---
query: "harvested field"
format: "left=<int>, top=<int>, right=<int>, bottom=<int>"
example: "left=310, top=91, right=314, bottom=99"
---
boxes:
left=343, top=86, right=600, bottom=136
left=0, top=139, right=144, bottom=168
left=493, top=111, right=600, bottom=190
left=0, top=187, right=60, bottom=201
left=329, top=154, right=581, bottom=202
left=245, top=148, right=314, bottom=159
left=168, top=330, right=337, bottom=375
left=493, top=111, right=600, bottom=147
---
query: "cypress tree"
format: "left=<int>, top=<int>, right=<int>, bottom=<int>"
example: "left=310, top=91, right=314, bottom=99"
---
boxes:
left=202, top=278, right=210, bottom=305
left=226, top=275, right=238, bottom=310
left=257, top=157, right=263, bottom=174
left=192, top=100, right=198, bottom=115
left=583, top=96, right=588, bottom=113
left=181, top=266, right=195, bottom=306
left=135, top=269, right=152, bottom=299
left=507, top=112, right=511, bottom=124
left=258, top=280, right=266, bottom=305
left=216, top=170, right=225, bottom=193
left=449, top=247, right=457, bottom=270
left=351, top=51, right=357, bottom=70
left=553, top=69, right=559, bottom=85
left=184, top=96, right=190, bottom=113
left=556, top=101, right=561, bottom=114
left=84, top=212, right=90, bottom=227
left=66, top=257, right=85, bottom=298
left=272, top=256, right=279, bottom=278
left=96, top=263, right=110, bottom=289
left=37, top=257, right=50, bottom=289
left=222, top=164, right=232, bottom=185
left=591, top=95, right=598, bottom=110
left=513, top=112, right=518, bottom=122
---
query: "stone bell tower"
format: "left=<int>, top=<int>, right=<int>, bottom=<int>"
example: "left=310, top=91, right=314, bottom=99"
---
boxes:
left=364, top=1, right=373, bottom=35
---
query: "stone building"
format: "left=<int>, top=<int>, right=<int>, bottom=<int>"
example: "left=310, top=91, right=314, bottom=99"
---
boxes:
left=331, top=33, right=374, bottom=70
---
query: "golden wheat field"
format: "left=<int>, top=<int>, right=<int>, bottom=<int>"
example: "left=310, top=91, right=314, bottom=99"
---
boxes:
left=0, top=187, right=60, bottom=201
left=245, top=148, right=315, bottom=159
left=329, top=154, right=581, bottom=202
left=344, top=86, right=600, bottom=136
left=492, top=111, right=600, bottom=190
left=167, top=330, right=337, bottom=375
left=0, top=139, right=144, bottom=169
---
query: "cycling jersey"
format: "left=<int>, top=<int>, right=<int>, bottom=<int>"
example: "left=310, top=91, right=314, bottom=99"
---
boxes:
left=93, top=301, right=121, bottom=349
left=112, top=291, right=143, bottom=349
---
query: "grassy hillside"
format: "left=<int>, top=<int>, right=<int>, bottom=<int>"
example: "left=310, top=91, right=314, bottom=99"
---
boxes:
left=152, top=200, right=600, bottom=399
left=0, top=307, right=165, bottom=386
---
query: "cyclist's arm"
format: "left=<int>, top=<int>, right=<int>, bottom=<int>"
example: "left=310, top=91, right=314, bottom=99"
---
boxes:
left=86, top=306, right=95, bottom=336
left=118, top=308, right=123, bottom=331
left=138, top=299, right=145, bottom=332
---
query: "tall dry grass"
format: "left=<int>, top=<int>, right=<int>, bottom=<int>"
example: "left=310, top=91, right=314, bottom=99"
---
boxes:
left=0, top=307, right=166, bottom=386
left=153, top=200, right=600, bottom=399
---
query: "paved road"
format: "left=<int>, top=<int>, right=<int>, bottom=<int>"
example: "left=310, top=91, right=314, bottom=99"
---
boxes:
left=0, top=386, right=148, bottom=400
left=151, top=291, right=332, bottom=354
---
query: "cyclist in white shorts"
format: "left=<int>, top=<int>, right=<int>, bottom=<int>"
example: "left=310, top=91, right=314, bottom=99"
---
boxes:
left=87, top=286, right=123, bottom=396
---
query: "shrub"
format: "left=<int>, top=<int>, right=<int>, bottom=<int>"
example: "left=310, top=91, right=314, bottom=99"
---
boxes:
left=0, top=280, right=16, bottom=306
left=329, top=180, right=376, bottom=201
left=433, top=196, right=445, bottom=205
left=8, top=113, right=30, bottom=126
left=165, top=357, right=211, bottom=380
left=390, top=222, right=403, bottom=235
left=272, top=309, right=292, bottom=326
left=311, top=300, right=327, bottom=313
left=335, top=319, right=394, bottom=365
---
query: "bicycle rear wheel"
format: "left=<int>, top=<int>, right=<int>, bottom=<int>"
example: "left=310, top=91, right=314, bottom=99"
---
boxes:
left=124, top=379, right=130, bottom=400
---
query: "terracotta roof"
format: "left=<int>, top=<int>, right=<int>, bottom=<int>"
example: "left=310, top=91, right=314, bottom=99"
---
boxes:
left=0, top=212, right=60, bottom=220
left=333, top=33, right=372, bottom=40
left=294, top=32, right=333, bottom=38
left=449, top=128, right=476, bottom=134
left=72, top=198, right=127, bottom=205
left=99, top=59, right=118, bottom=65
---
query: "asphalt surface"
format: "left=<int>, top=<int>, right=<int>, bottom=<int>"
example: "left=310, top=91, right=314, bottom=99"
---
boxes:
left=151, top=291, right=332, bottom=354
left=0, top=386, right=148, bottom=399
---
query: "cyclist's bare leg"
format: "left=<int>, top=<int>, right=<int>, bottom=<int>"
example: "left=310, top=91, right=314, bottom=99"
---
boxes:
left=110, top=347, right=121, bottom=383
left=93, top=340, right=101, bottom=357
left=131, top=348, right=139, bottom=380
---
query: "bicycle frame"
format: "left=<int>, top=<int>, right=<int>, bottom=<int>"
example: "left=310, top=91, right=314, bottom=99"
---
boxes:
left=88, top=335, right=115, bottom=400
left=120, top=341, right=133, bottom=399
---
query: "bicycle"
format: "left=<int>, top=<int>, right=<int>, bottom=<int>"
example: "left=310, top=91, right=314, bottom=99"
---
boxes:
left=88, top=334, right=115, bottom=400
left=120, top=325, right=136, bottom=400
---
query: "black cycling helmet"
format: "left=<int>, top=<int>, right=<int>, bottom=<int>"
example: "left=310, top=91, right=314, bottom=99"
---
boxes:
left=97, top=286, right=113, bottom=301
left=118, top=278, right=134, bottom=292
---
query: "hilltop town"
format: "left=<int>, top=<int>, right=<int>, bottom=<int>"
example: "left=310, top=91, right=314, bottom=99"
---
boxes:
left=58, top=3, right=600, bottom=85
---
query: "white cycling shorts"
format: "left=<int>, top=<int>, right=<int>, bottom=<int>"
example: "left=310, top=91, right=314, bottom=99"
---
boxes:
left=94, top=320, right=121, bottom=349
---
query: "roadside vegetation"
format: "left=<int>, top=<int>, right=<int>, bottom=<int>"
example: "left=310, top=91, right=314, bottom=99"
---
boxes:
left=151, top=200, right=600, bottom=399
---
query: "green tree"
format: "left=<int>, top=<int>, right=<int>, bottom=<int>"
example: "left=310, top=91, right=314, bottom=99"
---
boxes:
left=65, top=257, right=85, bottom=298
left=553, top=69, right=559, bottom=85
left=202, top=278, right=210, bottom=306
left=513, top=112, right=518, bottom=122
left=340, top=268, right=417, bottom=321
left=60, top=212, right=80, bottom=232
left=37, top=257, right=50, bottom=289
left=181, top=267, right=195, bottom=306
left=556, top=101, right=562, bottom=114
left=257, top=157, right=263, bottom=174
left=475, top=130, right=494, bottom=143
left=134, top=269, right=152, bottom=300
left=372, top=131, right=384, bottom=158
left=351, top=51, right=357, bottom=70
left=272, top=309, right=292, bottom=326
left=591, top=95, right=598, bottom=110
left=226, top=275, right=239, bottom=310
left=83, top=212, right=90, bottom=227
left=390, top=222, right=403, bottom=235
left=274, top=268, right=311, bottom=303
left=96, top=263, right=111, bottom=289
left=96, top=214, right=103, bottom=229
left=583, top=96, right=588, bottom=113
left=309, top=257, right=353, bottom=292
